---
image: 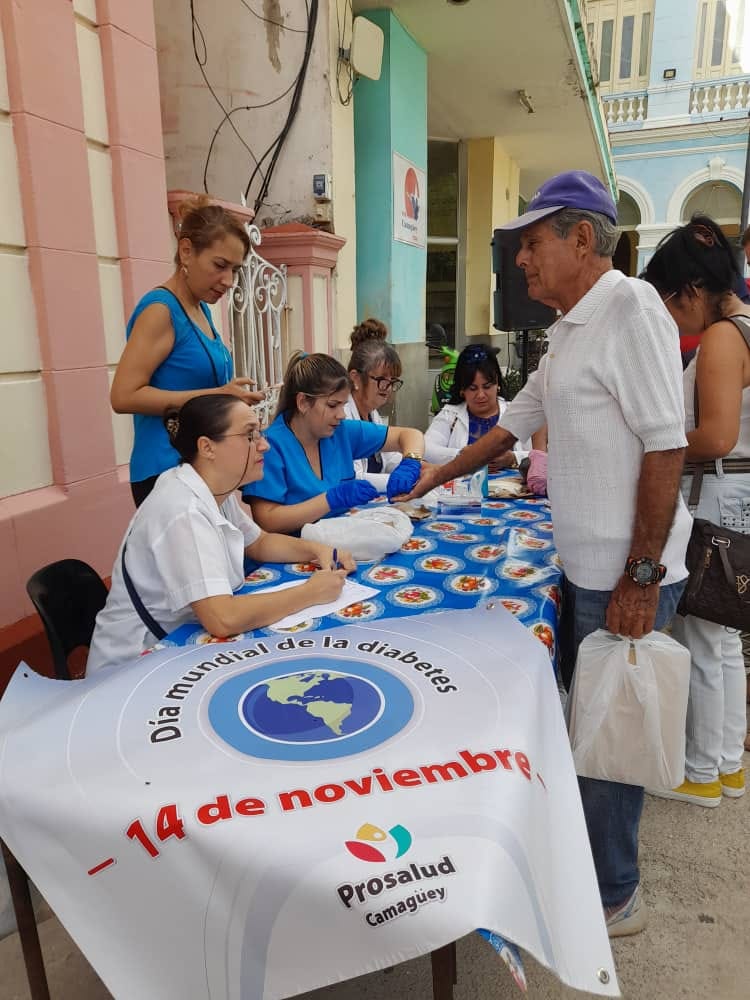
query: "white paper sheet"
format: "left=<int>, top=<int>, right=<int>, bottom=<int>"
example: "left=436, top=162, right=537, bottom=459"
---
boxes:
left=254, top=578, right=380, bottom=629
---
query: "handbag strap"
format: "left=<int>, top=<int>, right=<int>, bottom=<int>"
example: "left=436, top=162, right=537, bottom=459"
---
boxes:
left=688, top=313, right=750, bottom=511
left=711, top=531, right=750, bottom=605
left=121, top=540, right=167, bottom=640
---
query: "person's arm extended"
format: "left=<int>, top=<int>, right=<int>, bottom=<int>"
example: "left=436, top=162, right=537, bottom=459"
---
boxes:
left=110, top=303, right=261, bottom=415
left=531, top=425, right=548, bottom=451
left=247, top=493, right=332, bottom=534
left=382, top=425, right=425, bottom=456
left=190, top=569, right=347, bottom=637
left=686, top=323, right=748, bottom=460
left=605, top=447, right=686, bottom=638
left=246, top=532, right=356, bottom=572
left=406, top=426, right=517, bottom=498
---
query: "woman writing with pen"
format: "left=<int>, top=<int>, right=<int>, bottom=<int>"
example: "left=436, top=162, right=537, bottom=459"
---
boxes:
left=87, top=395, right=355, bottom=673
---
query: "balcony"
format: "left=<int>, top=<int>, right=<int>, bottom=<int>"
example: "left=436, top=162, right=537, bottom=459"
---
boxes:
left=690, top=75, right=750, bottom=117
left=602, top=91, right=649, bottom=128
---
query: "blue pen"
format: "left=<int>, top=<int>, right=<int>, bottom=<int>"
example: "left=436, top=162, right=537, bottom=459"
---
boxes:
left=332, top=548, right=339, bottom=569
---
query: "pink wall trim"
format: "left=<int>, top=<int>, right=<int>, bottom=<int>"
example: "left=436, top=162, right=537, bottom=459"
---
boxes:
left=43, top=368, right=117, bottom=485
left=260, top=224, right=346, bottom=352
left=96, top=0, right=157, bottom=49
left=12, top=113, right=97, bottom=252
left=0, top=0, right=84, bottom=131
left=0, top=0, right=167, bottom=640
left=111, top=146, right=171, bottom=261
left=28, top=248, right=107, bottom=369
left=98, top=24, right=164, bottom=157
left=119, top=257, right=172, bottom=321
left=0, top=474, right=132, bottom=626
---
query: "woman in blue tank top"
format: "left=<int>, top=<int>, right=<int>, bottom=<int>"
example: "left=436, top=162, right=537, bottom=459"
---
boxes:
left=110, top=196, right=265, bottom=506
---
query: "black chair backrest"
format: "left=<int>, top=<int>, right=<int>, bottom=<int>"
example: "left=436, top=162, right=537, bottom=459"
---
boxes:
left=26, top=559, right=108, bottom=680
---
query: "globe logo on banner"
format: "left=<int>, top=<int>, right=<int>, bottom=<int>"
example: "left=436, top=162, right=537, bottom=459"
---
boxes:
left=404, top=167, right=420, bottom=220
left=345, top=822, right=413, bottom=863
left=207, top=658, right=414, bottom=761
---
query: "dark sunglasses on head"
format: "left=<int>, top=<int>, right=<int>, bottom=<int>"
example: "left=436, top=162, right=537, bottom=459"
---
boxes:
left=462, top=345, right=491, bottom=363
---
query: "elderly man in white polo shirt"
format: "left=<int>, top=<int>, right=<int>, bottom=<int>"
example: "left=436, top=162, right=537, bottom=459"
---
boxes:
left=406, top=170, right=692, bottom=938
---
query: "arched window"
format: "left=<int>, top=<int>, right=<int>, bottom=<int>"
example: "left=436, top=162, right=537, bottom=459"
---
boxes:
left=681, top=180, right=742, bottom=226
left=614, top=191, right=641, bottom=275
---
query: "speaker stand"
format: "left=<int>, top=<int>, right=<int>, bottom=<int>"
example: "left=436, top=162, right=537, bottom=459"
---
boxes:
left=519, top=330, right=529, bottom=385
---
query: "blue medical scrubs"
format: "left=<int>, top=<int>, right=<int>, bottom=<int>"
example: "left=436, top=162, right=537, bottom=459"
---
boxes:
left=242, top=415, right=387, bottom=507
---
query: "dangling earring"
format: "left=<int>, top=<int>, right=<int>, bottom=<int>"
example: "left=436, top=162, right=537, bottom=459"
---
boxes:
left=181, top=263, right=188, bottom=279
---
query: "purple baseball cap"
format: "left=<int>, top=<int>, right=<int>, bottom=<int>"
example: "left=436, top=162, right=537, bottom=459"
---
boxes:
left=497, top=170, right=618, bottom=233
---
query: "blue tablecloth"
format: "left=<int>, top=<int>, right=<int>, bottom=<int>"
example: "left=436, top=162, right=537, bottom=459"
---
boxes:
left=159, top=485, right=561, bottom=667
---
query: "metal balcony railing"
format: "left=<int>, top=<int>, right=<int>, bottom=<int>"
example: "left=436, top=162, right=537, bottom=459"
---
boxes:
left=227, top=224, right=287, bottom=428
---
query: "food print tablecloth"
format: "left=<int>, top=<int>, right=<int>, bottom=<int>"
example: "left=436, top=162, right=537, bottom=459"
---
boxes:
left=159, top=489, right=562, bottom=666
left=0, top=479, right=622, bottom=1000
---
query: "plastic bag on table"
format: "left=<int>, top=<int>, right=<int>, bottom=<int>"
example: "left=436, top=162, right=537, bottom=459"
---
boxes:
left=566, top=629, right=690, bottom=789
left=301, top=507, right=413, bottom=563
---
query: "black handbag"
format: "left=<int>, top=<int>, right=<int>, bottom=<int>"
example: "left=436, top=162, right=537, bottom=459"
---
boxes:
left=676, top=315, right=750, bottom=629
left=676, top=516, right=750, bottom=629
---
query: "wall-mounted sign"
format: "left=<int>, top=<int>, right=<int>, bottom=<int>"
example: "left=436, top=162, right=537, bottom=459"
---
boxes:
left=393, top=152, right=426, bottom=248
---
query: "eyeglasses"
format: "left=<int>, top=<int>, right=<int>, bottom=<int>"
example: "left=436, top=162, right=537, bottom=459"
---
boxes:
left=221, top=428, right=264, bottom=444
left=368, top=375, right=404, bottom=392
left=661, top=292, right=677, bottom=305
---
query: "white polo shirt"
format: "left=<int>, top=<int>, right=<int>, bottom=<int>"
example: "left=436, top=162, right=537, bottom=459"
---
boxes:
left=87, top=465, right=261, bottom=673
left=500, top=269, right=692, bottom=590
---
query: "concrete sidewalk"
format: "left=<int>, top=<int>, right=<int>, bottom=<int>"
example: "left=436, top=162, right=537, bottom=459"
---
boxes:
left=1, top=758, right=747, bottom=1000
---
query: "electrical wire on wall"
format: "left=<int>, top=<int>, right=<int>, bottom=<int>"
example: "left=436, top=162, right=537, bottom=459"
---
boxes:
left=244, top=0, right=318, bottom=213
left=335, top=0, right=354, bottom=106
left=190, top=0, right=318, bottom=215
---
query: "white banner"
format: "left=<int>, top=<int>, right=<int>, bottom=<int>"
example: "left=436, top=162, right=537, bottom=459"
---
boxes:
left=0, top=608, right=618, bottom=999
left=393, top=151, right=426, bottom=247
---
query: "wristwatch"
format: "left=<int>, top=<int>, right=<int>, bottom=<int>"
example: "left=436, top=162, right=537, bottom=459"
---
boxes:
left=625, top=556, right=667, bottom=587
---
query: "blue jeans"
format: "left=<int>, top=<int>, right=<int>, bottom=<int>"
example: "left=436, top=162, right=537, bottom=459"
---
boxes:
left=560, top=577, right=686, bottom=908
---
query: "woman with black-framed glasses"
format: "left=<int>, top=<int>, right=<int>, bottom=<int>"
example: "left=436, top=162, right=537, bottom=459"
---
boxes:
left=344, top=318, right=405, bottom=491
left=87, top=394, right=355, bottom=673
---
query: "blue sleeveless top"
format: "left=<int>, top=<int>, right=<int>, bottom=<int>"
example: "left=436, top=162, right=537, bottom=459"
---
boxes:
left=127, top=289, right=233, bottom=482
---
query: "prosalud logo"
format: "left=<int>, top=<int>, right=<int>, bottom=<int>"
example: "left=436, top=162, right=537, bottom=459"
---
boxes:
left=345, top=822, right=412, bottom=863
left=207, top=657, right=414, bottom=761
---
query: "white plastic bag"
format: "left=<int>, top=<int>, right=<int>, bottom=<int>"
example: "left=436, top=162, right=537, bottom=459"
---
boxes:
left=301, top=507, right=413, bottom=563
left=567, top=629, right=690, bottom=789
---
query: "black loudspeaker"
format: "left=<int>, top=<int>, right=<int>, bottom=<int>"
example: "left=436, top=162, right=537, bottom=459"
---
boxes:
left=491, top=230, right=556, bottom=332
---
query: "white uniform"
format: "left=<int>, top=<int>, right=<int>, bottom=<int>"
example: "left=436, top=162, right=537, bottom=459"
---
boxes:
left=424, top=400, right=528, bottom=465
left=343, top=396, right=400, bottom=492
left=500, top=269, right=692, bottom=591
left=87, top=464, right=261, bottom=673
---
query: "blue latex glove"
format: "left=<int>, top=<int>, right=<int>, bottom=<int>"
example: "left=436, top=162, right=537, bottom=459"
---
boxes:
left=386, top=457, right=422, bottom=501
left=325, top=480, right=378, bottom=514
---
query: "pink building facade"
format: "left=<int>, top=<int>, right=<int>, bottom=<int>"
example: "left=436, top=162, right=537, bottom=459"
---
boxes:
left=0, top=1, right=344, bottom=688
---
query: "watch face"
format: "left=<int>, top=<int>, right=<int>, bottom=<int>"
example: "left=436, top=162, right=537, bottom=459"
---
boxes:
left=633, top=561, right=655, bottom=585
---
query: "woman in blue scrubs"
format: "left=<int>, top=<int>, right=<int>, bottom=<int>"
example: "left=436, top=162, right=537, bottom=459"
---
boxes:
left=243, top=352, right=425, bottom=533
left=110, top=196, right=265, bottom=507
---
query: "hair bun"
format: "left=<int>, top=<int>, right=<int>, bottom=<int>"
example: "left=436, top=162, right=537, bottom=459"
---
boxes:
left=177, top=193, right=215, bottom=223
left=350, top=317, right=388, bottom=348
left=163, top=407, right=180, bottom=442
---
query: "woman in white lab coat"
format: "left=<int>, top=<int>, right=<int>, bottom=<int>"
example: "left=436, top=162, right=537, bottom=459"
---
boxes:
left=88, top=395, right=354, bottom=672
left=345, top=318, right=404, bottom=492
